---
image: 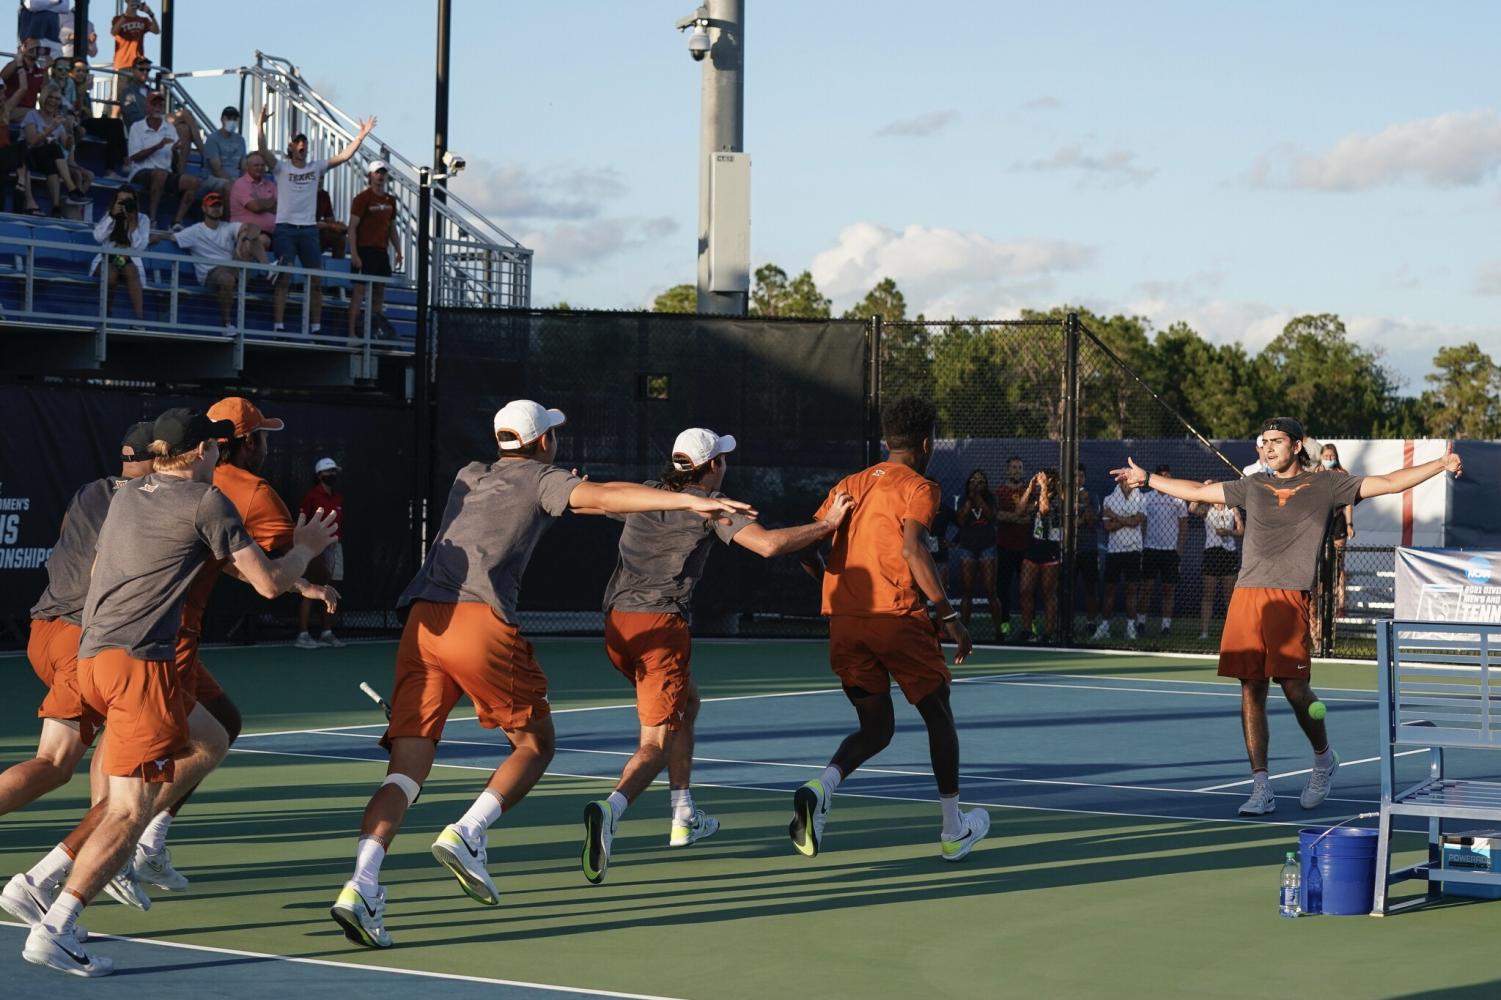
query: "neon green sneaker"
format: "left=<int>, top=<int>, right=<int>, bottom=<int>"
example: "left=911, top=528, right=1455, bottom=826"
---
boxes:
left=430, top=824, right=498, bottom=905
left=788, top=779, right=830, bottom=858
left=582, top=800, right=616, bottom=885
left=939, top=808, right=991, bottom=862
left=669, top=809, right=720, bottom=847
left=329, top=881, right=392, bottom=948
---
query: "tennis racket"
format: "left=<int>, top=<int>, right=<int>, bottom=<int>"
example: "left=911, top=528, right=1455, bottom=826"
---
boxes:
left=359, top=681, right=392, bottom=720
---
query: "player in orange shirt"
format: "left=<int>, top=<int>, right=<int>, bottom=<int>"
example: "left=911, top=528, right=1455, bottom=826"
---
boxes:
left=790, top=396, right=991, bottom=861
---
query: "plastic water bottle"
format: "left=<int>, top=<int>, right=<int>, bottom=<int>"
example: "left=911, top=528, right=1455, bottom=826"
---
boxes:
left=1280, top=852, right=1302, bottom=917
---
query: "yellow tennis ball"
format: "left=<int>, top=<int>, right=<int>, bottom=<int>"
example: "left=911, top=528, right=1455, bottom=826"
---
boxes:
left=1308, top=701, right=1326, bottom=721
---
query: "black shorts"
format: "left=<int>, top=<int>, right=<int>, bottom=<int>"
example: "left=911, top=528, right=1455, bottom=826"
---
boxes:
left=1024, top=540, right=1060, bottom=566
left=1075, top=550, right=1099, bottom=580
left=356, top=247, right=391, bottom=277
left=24, top=142, right=66, bottom=174
left=1103, top=551, right=1142, bottom=584
left=1202, top=547, right=1240, bottom=578
left=1141, top=549, right=1180, bottom=584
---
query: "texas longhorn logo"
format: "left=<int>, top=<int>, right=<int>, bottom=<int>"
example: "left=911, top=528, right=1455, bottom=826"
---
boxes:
left=1260, top=482, right=1312, bottom=508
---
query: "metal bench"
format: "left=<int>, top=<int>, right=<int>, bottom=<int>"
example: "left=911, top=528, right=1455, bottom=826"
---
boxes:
left=1373, top=619, right=1501, bottom=914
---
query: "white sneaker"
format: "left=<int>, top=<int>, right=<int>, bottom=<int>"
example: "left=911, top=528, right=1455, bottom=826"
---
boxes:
left=317, top=630, right=345, bottom=648
left=1, top=874, right=89, bottom=942
left=789, top=779, right=831, bottom=858
left=1301, top=752, right=1339, bottom=809
left=133, top=845, right=189, bottom=892
left=669, top=809, right=720, bottom=847
left=100, top=865, right=150, bottom=911
left=431, top=824, right=498, bottom=905
left=1237, top=782, right=1277, bottom=816
left=581, top=800, right=616, bottom=884
left=1092, top=621, right=1110, bottom=640
left=21, top=924, right=112, bottom=977
left=329, top=881, right=392, bottom=948
left=1198, top=631, right=1209, bottom=640
left=294, top=631, right=319, bottom=650
left=1124, top=620, right=1138, bottom=640
left=940, top=808, right=991, bottom=862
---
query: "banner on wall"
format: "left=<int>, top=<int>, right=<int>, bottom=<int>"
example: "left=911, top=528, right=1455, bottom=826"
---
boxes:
left=1394, top=547, right=1501, bottom=623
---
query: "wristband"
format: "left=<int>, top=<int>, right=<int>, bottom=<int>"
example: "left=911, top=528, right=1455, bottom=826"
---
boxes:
left=940, top=610, right=960, bottom=622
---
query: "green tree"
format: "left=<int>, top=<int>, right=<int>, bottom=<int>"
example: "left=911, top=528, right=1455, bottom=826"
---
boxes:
left=651, top=283, right=697, bottom=314
left=749, top=263, right=831, bottom=318
left=842, top=276, right=907, bottom=323
left=1257, top=314, right=1400, bottom=437
left=1422, top=342, right=1501, bottom=438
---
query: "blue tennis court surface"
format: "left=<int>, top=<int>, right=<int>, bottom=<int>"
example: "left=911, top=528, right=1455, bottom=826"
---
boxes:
left=235, top=670, right=1495, bottom=834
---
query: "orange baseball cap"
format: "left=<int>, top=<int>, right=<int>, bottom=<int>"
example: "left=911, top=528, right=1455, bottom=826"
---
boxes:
left=207, top=396, right=285, bottom=437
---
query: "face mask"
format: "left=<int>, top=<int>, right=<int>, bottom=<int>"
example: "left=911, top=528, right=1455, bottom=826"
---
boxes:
left=1320, top=459, right=1335, bottom=469
left=223, top=121, right=239, bottom=132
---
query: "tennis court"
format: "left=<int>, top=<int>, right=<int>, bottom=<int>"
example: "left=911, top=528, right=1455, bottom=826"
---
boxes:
left=3, top=638, right=1499, bottom=999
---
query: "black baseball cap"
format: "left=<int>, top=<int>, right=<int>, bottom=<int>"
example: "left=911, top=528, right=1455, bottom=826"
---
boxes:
left=1261, top=416, right=1306, bottom=442
left=120, top=421, right=154, bottom=458
left=220, top=105, right=239, bottom=120
left=151, top=408, right=234, bottom=457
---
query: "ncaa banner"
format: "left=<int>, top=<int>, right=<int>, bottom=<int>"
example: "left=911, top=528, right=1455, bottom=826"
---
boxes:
left=1394, top=548, right=1501, bottom=624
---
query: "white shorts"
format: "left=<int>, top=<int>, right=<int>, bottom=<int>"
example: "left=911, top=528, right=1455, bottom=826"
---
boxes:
left=323, top=541, right=344, bottom=582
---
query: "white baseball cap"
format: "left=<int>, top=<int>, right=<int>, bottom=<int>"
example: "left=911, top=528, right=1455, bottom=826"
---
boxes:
left=314, top=457, right=340, bottom=474
left=493, top=400, right=567, bottom=449
left=368, top=160, right=389, bottom=175
left=671, top=428, right=736, bottom=471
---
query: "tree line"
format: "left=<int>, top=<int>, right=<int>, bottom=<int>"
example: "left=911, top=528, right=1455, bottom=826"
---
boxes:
left=652, top=268, right=1501, bottom=441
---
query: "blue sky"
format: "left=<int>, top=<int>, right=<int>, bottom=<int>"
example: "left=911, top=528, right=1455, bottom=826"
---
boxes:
left=170, top=1, right=1501, bottom=387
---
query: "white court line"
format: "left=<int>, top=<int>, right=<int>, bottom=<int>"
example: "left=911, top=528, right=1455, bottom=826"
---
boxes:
left=228, top=744, right=1385, bottom=830
left=1193, top=749, right=1433, bottom=792
left=958, top=676, right=1375, bottom=704
left=977, top=670, right=1383, bottom=697
left=0, top=920, right=688, bottom=1000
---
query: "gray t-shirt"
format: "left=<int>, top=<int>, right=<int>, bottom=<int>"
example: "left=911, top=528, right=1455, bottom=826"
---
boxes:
left=398, top=459, right=582, bottom=625
left=602, top=482, right=754, bottom=616
left=203, top=130, right=247, bottom=178
left=1221, top=469, right=1365, bottom=591
left=30, top=476, right=128, bottom=625
left=79, top=475, right=254, bottom=661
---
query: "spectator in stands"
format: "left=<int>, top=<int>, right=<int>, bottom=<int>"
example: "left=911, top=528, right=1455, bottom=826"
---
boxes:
left=257, top=103, right=376, bottom=334
left=952, top=468, right=1005, bottom=638
left=117, top=56, right=151, bottom=127
left=1095, top=476, right=1146, bottom=640
left=1075, top=464, right=1101, bottom=635
left=0, top=84, right=35, bottom=212
left=44, top=51, right=67, bottom=96
left=126, top=91, right=199, bottom=229
left=297, top=457, right=345, bottom=648
left=200, top=105, right=245, bottom=197
left=1139, top=462, right=1189, bottom=636
left=1015, top=468, right=1063, bottom=644
left=347, top=160, right=402, bottom=338
left=22, top=84, right=91, bottom=213
left=90, top=186, right=150, bottom=322
left=1189, top=482, right=1243, bottom=641
left=315, top=187, right=346, bottom=259
left=66, top=61, right=126, bottom=176
left=1, top=39, right=49, bottom=122
left=110, top=0, right=156, bottom=113
left=1320, top=443, right=1355, bottom=616
left=229, top=150, right=275, bottom=252
left=993, top=455, right=1030, bottom=640
left=156, top=191, right=270, bottom=332
left=58, top=6, right=96, bottom=60
left=18, top=2, right=66, bottom=57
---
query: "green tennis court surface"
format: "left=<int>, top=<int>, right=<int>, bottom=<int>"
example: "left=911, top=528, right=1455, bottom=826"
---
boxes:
left=3, top=639, right=1499, bottom=999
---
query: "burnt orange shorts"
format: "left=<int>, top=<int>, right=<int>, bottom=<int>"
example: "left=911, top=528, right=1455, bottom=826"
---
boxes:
left=1218, top=587, right=1312, bottom=680
left=829, top=613, right=951, bottom=704
left=172, top=633, right=227, bottom=712
left=387, top=600, right=550, bottom=743
left=605, top=610, right=693, bottom=730
left=77, top=648, right=188, bottom=782
left=28, top=618, right=93, bottom=733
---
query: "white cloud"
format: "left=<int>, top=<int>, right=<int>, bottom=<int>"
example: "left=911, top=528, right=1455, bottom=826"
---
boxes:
left=1019, top=96, right=1063, bottom=112
left=1009, top=144, right=1155, bottom=186
left=874, top=110, right=959, bottom=138
left=449, top=160, right=627, bottom=219
left=809, top=222, right=1095, bottom=318
left=1474, top=261, right=1501, bottom=296
left=1253, top=111, right=1501, bottom=191
left=520, top=216, right=678, bottom=276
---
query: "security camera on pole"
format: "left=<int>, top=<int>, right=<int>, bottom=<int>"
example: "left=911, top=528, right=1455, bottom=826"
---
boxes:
left=675, top=1, right=749, bottom=316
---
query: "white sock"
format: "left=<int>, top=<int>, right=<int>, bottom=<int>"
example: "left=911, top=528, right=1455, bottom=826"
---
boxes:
left=819, top=765, right=843, bottom=794
left=1136, top=613, right=1147, bottom=625
left=28, top=844, right=74, bottom=886
left=1252, top=769, right=1269, bottom=786
left=453, top=790, right=503, bottom=845
left=606, top=791, right=629, bottom=825
left=1161, top=617, right=1172, bottom=628
left=138, top=811, right=173, bottom=855
left=940, top=793, right=962, bottom=838
left=669, top=788, right=694, bottom=824
left=42, top=891, right=83, bottom=936
left=1313, top=747, right=1334, bottom=769
left=352, top=837, right=385, bottom=893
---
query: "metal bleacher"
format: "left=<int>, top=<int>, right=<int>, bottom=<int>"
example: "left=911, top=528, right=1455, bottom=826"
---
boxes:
left=2, top=49, right=532, bottom=387
left=1372, top=619, right=1501, bottom=914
